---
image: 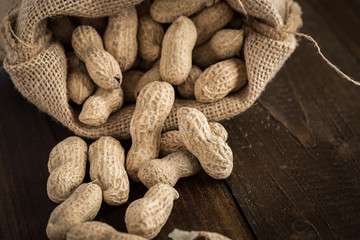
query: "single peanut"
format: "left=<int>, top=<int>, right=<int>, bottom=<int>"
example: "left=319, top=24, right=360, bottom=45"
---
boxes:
left=89, top=136, right=129, bottom=206
left=104, top=7, right=138, bottom=71
left=47, top=137, right=87, bottom=203
left=169, top=228, right=231, bottom=240
left=194, top=58, right=247, bottom=103
left=193, top=29, right=244, bottom=68
left=67, top=221, right=147, bottom=240
left=150, top=0, right=220, bottom=23
left=46, top=182, right=102, bottom=240
left=122, top=70, right=144, bottom=103
left=126, top=81, right=175, bottom=181
left=177, top=65, right=202, bottom=99
left=160, top=16, right=197, bottom=85
left=72, top=25, right=122, bottom=90
left=138, top=15, right=164, bottom=62
left=138, top=151, right=201, bottom=188
left=134, top=60, right=162, bottom=98
left=178, top=107, right=233, bottom=179
left=125, top=183, right=179, bottom=239
left=160, top=122, right=228, bottom=156
left=79, top=87, right=124, bottom=126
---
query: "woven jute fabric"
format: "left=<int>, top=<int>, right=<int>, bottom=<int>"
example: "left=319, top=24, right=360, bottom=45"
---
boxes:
left=1, top=0, right=302, bottom=139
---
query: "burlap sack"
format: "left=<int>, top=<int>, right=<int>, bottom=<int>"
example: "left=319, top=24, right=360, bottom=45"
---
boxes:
left=1, top=0, right=302, bottom=139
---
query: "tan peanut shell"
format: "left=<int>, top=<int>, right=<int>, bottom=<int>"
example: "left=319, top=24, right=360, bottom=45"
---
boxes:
left=125, top=183, right=179, bottom=239
left=104, top=7, right=138, bottom=71
left=122, top=70, right=144, bottom=103
left=67, top=221, right=147, bottom=240
left=47, top=136, right=87, bottom=203
left=46, top=183, right=102, bottom=240
left=150, top=0, right=220, bottom=23
left=49, top=16, right=76, bottom=50
left=169, top=228, right=231, bottom=240
left=160, top=122, right=228, bottom=156
left=126, top=81, right=175, bottom=181
left=138, top=15, right=164, bottom=62
left=160, top=16, right=197, bottom=85
left=194, top=58, right=247, bottom=103
left=134, top=60, right=162, bottom=98
left=138, top=151, right=201, bottom=188
left=79, top=87, right=124, bottom=126
left=178, top=107, right=233, bottom=179
left=89, top=136, right=129, bottom=206
left=67, top=70, right=95, bottom=105
left=177, top=65, right=202, bottom=99
left=191, top=1, right=234, bottom=46
left=193, top=29, right=244, bottom=68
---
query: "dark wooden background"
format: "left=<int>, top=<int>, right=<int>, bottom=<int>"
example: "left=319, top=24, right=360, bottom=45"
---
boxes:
left=1, top=0, right=359, bottom=239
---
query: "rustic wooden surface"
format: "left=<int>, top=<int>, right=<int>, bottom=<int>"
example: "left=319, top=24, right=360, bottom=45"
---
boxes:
left=0, top=0, right=359, bottom=239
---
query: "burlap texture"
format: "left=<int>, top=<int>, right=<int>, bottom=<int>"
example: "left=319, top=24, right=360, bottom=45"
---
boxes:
left=1, top=0, right=302, bottom=139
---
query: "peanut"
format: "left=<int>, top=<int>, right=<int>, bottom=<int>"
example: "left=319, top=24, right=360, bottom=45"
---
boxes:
left=160, top=16, right=197, bottom=85
left=178, top=107, right=233, bottom=179
left=193, top=29, right=244, bottom=68
left=177, top=65, right=202, bottom=99
left=67, top=221, right=147, bottom=240
left=125, top=183, right=179, bottom=239
left=150, top=0, right=220, bottom=23
left=160, top=122, right=228, bottom=156
left=194, top=58, right=247, bottom=103
left=79, top=87, right=124, bottom=126
left=138, top=151, right=201, bottom=188
left=89, top=136, right=129, bottom=206
left=126, top=81, right=175, bottom=181
left=46, top=182, right=102, bottom=240
left=122, top=70, right=144, bottom=103
left=169, top=228, right=231, bottom=240
left=133, top=60, right=162, bottom=98
left=72, top=26, right=122, bottom=90
left=47, top=136, right=87, bottom=203
left=104, top=7, right=138, bottom=71
left=138, top=15, right=164, bottom=62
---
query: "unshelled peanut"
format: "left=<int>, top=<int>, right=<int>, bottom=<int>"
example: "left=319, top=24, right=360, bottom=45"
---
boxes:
left=122, top=70, right=144, bottom=103
left=134, top=60, right=162, bottom=98
left=178, top=107, right=233, bottom=179
left=89, top=136, right=129, bottom=206
left=104, top=7, right=138, bottom=71
left=169, top=228, right=231, bottom=240
left=160, top=16, right=197, bottom=85
left=67, top=221, right=147, bottom=240
left=79, top=87, right=124, bottom=126
left=125, top=183, right=179, bottom=239
left=177, top=65, right=202, bottom=99
left=193, top=29, right=244, bottom=68
left=191, top=1, right=234, bottom=46
left=194, top=58, right=247, bottom=103
left=138, top=151, right=201, bottom=188
left=126, top=81, right=175, bottom=181
left=47, top=136, right=87, bottom=203
left=46, top=182, right=102, bottom=240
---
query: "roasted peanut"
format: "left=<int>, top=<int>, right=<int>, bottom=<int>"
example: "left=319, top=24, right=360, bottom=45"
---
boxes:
left=47, top=136, right=87, bottom=203
left=160, top=16, right=197, bottom=85
left=138, top=15, right=164, bottom=62
left=169, top=228, right=231, bottom=240
left=193, top=29, right=244, bottom=68
left=160, top=122, right=228, bottom=156
left=194, top=58, right=247, bottom=103
left=178, top=107, right=233, bottom=179
left=79, top=87, right=124, bottom=126
left=150, top=0, right=220, bottom=23
left=67, top=221, right=147, bottom=240
left=125, top=183, right=179, bottom=239
left=122, top=70, right=144, bottom=103
left=134, top=60, right=162, bottom=98
left=104, top=7, right=138, bottom=71
left=72, top=26, right=122, bottom=89
left=89, top=136, right=129, bottom=206
left=138, top=151, right=201, bottom=188
left=46, top=182, right=102, bottom=240
left=126, top=81, right=175, bottom=181
left=177, top=65, right=202, bottom=99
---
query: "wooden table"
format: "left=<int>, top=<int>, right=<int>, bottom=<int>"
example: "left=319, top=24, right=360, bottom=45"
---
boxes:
left=1, top=0, right=359, bottom=239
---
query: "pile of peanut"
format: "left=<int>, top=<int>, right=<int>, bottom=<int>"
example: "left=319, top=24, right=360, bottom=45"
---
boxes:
left=46, top=0, right=247, bottom=239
